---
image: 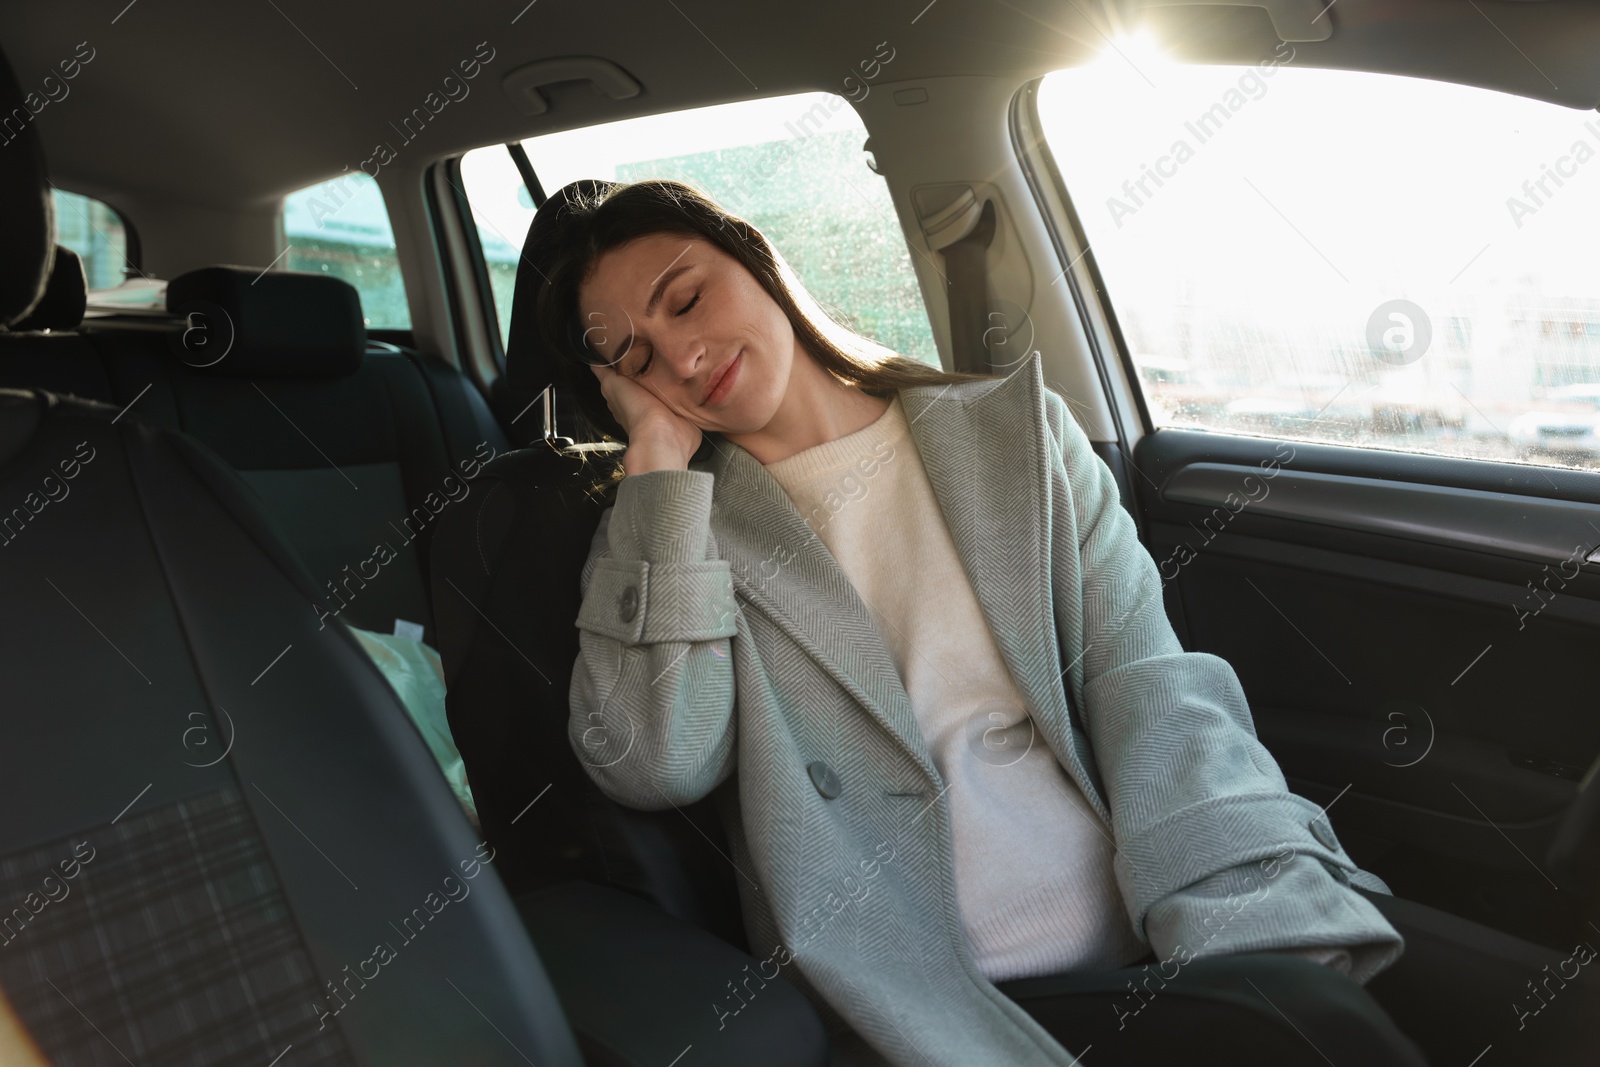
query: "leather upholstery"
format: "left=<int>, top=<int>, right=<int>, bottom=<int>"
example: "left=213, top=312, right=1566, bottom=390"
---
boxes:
left=502, top=177, right=617, bottom=402
left=0, top=47, right=54, bottom=328
left=166, top=264, right=366, bottom=378
left=11, top=246, right=85, bottom=331
left=0, top=387, right=585, bottom=1066
left=516, top=879, right=828, bottom=1067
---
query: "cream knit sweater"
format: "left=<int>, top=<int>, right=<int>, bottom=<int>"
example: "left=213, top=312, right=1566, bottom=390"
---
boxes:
left=762, top=393, right=1352, bottom=983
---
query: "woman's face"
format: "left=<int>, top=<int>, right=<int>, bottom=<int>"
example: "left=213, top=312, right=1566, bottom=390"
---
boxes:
left=576, top=233, right=795, bottom=434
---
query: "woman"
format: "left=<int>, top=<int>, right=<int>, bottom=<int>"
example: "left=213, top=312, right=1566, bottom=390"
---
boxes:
left=530, top=178, right=1594, bottom=1066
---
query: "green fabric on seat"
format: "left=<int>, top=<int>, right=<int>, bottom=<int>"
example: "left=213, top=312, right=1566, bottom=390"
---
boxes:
left=349, top=626, right=477, bottom=824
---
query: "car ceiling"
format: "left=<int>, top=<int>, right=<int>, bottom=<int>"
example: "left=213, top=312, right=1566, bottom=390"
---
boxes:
left=2, top=0, right=1599, bottom=209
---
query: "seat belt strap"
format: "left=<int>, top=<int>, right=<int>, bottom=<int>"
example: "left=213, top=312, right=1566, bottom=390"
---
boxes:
left=940, top=199, right=996, bottom=374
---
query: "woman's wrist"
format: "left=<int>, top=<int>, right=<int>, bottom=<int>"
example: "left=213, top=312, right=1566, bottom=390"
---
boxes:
left=622, top=437, right=691, bottom=476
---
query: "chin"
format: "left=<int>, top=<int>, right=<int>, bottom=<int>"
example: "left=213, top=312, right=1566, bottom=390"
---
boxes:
left=708, top=373, right=776, bottom=434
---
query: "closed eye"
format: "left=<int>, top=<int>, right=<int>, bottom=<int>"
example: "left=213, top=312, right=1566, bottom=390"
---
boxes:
left=631, top=293, right=700, bottom=377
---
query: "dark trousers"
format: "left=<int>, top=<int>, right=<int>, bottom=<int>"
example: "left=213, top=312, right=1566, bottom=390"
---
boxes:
left=995, top=886, right=1599, bottom=1066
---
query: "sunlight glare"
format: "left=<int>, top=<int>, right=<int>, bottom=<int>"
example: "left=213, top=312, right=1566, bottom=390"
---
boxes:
left=1101, top=31, right=1171, bottom=76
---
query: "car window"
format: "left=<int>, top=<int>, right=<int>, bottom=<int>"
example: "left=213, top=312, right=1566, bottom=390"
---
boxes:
left=459, top=90, right=939, bottom=366
left=51, top=188, right=132, bottom=293
left=281, top=172, right=411, bottom=329
left=1038, top=50, right=1600, bottom=472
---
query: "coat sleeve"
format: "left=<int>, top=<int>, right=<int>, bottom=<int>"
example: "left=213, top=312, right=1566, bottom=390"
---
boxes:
left=567, top=468, right=740, bottom=811
left=1038, top=384, right=1404, bottom=986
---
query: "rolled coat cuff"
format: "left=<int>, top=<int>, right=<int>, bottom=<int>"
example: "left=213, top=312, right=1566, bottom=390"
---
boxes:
left=576, top=558, right=739, bottom=644
left=1142, top=852, right=1404, bottom=987
left=1116, top=789, right=1382, bottom=932
left=1347, top=867, right=1394, bottom=894
left=1280, top=945, right=1355, bottom=976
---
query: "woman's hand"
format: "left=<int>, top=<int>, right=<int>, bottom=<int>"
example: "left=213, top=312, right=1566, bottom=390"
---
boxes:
left=590, top=363, right=703, bottom=474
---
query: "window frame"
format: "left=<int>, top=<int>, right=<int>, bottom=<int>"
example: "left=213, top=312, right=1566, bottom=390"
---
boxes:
left=50, top=186, right=142, bottom=290
left=1011, top=75, right=1153, bottom=449
left=439, top=154, right=508, bottom=374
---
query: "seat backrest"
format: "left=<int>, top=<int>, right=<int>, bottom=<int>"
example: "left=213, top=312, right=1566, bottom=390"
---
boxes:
left=428, top=179, right=747, bottom=949
left=429, top=445, right=747, bottom=949
left=107, top=265, right=510, bottom=645
left=12, top=246, right=87, bottom=332
left=0, top=387, right=583, bottom=1066
left=0, top=246, right=116, bottom=403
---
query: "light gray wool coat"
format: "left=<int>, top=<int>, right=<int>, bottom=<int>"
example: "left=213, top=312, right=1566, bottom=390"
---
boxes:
left=568, top=352, right=1403, bottom=1066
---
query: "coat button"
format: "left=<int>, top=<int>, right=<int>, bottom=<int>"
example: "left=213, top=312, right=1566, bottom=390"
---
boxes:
left=807, top=761, right=842, bottom=799
left=1308, top=814, right=1339, bottom=850
left=618, top=585, right=639, bottom=622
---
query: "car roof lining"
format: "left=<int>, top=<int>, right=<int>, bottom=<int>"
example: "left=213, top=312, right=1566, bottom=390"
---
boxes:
left=2, top=0, right=1598, bottom=210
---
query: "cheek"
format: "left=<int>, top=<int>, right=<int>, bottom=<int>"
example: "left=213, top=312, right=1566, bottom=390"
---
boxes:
left=750, top=289, right=792, bottom=352
left=716, top=268, right=794, bottom=381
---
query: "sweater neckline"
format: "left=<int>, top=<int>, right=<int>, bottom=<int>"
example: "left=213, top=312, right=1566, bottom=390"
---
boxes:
left=761, top=393, right=907, bottom=482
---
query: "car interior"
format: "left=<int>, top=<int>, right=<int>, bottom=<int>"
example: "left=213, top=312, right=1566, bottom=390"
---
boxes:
left=2, top=0, right=1599, bottom=1063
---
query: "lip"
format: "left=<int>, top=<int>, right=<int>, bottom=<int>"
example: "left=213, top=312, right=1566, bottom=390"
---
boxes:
left=703, top=349, right=743, bottom=406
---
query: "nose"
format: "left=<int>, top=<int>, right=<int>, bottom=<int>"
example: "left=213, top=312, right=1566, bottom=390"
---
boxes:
left=658, top=326, right=708, bottom=385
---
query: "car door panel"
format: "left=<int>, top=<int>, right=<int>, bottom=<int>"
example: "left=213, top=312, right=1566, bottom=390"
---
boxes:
left=1134, top=428, right=1600, bottom=942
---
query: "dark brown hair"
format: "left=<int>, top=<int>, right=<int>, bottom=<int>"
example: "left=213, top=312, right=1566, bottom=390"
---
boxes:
left=529, top=178, right=999, bottom=492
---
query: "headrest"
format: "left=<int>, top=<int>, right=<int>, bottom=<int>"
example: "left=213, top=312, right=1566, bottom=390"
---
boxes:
left=165, top=265, right=366, bottom=378
left=0, top=43, right=57, bottom=328
left=12, top=247, right=86, bottom=331
left=504, top=179, right=620, bottom=399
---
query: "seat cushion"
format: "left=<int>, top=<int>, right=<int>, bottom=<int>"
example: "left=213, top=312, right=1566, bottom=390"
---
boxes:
left=515, top=880, right=828, bottom=1067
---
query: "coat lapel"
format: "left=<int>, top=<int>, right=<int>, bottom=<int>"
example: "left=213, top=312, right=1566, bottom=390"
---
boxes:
left=698, top=354, right=1102, bottom=811
left=699, top=420, right=937, bottom=780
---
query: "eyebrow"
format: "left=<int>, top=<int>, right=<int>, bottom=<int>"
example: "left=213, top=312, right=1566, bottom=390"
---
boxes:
left=645, top=264, right=694, bottom=317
